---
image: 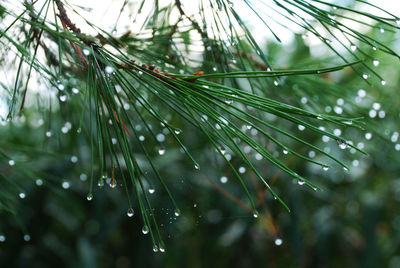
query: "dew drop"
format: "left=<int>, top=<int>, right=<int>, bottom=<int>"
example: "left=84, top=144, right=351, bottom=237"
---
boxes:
left=297, top=181, right=305, bottom=185
left=72, top=88, right=79, bottom=94
left=298, top=125, right=305, bottom=131
left=253, top=211, right=259, bottom=218
left=282, top=149, right=288, bottom=155
left=35, top=179, right=43, bottom=186
left=8, top=160, right=15, bottom=166
left=127, top=208, right=134, bottom=217
left=0, top=235, right=5, bottom=242
left=372, top=59, right=380, bottom=66
left=86, top=193, right=93, bottom=201
left=57, top=84, right=65, bottom=90
left=343, top=167, right=349, bottom=171
left=82, top=49, right=90, bottom=56
left=274, top=238, right=283, bottom=246
left=337, top=140, right=347, bottom=149
left=76, top=128, right=82, bottom=134
left=273, top=80, right=279, bottom=86
left=380, top=28, right=385, bottom=33
left=46, top=131, right=52, bottom=137
left=24, top=234, right=31, bottom=242
left=220, top=176, right=228, bottom=183
left=148, top=188, right=155, bottom=194
left=62, top=181, right=70, bottom=189
left=350, top=44, right=357, bottom=51
left=153, top=245, right=159, bottom=252
left=362, top=73, right=369, bottom=79
left=159, top=247, right=165, bottom=253
left=174, top=209, right=181, bottom=217
left=105, top=66, right=114, bottom=74
left=323, top=166, right=329, bottom=171
left=19, top=192, right=26, bottom=199
left=238, top=166, right=246, bottom=174
left=381, top=80, right=386, bottom=86
left=109, top=179, right=117, bottom=188
left=158, top=148, right=165, bottom=155
left=174, top=129, right=182, bottom=135
left=142, top=225, right=149, bottom=234
left=194, top=164, right=200, bottom=170
left=71, top=156, right=78, bottom=163
left=224, top=98, right=233, bottom=104
left=59, top=94, right=67, bottom=102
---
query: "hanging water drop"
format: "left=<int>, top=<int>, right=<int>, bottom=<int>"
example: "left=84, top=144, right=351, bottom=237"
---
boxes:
left=159, top=247, right=165, bottom=253
left=153, top=245, right=159, bottom=252
left=158, top=148, right=165, bottom=155
left=283, top=149, right=288, bottom=155
left=194, top=164, right=200, bottom=170
left=142, top=225, right=149, bottom=234
left=323, top=166, right=329, bottom=171
left=86, top=193, right=93, bottom=201
left=127, top=208, right=134, bottom=217
left=274, top=238, right=283, bottom=246
left=72, top=88, right=79, bottom=94
left=105, top=66, right=114, bottom=74
left=46, top=131, right=52, bottom=137
left=350, top=44, right=357, bottom=51
left=174, top=129, right=181, bottom=135
left=297, top=180, right=305, bottom=185
left=109, top=179, right=117, bottom=188
left=273, top=80, right=279, bottom=86
left=59, top=94, right=67, bottom=102
left=174, top=209, right=181, bottom=217
left=82, top=49, right=90, bottom=56
left=362, top=74, right=369, bottom=79
left=0, top=235, right=5, bottom=242
left=372, top=59, right=380, bottom=66
left=148, top=188, right=155, bottom=194
left=381, top=80, right=386, bottom=86
left=220, top=176, right=228, bottom=183
left=19, top=192, right=26, bottom=199
left=253, top=211, right=259, bottom=218
left=337, top=140, right=347, bottom=149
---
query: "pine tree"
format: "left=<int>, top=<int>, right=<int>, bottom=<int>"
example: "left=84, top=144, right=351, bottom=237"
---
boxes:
left=0, top=0, right=399, bottom=257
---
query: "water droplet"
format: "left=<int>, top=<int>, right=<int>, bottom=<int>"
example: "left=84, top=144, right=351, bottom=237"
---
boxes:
left=142, top=225, right=149, bottom=234
left=298, top=125, right=305, bottom=131
left=19, top=192, right=26, bottom=199
left=350, top=44, right=357, bottom=51
left=59, top=94, right=67, bottom=102
left=139, top=135, right=145, bottom=141
left=323, top=166, right=329, bottom=171
left=297, top=181, right=305, bottom=185
left=127, top=208, right=134, bottom=217
left=224, top=98, right=233, bottom=104
left=76, top=128, right=82, bottom=134
left=238, top=167, right=246, bottom=174
left=380, top=28, right=385, bottom=33
left=98, top=175, right=106, bottom=188
left=372, top=46, right=377, bottom=51
left=369, top=109, right=377, bottom=118
left=86, top=193, right=93, bottom=201
left=80, top=173, right=87, bottom=181
left=372, top=59, right=380, bottom=66
left=365, top=132, right=372, bottom=140
left=62, top=181, right=70, bottom=189
left=174, top=209, right=181, bottom=217
left=301, top=97, right=308, bottom=104
left=109, top=179, right=117, bottom=188
left=158, top=148, right=165, bottom=155
left=273, top=80, right=279, bottom=86
left=8, top=160, right=15, bottom=166
left=72, top=88, right=79, bottom=94
left=343, top=167, right=349, bottom=171
left=253, top=211, right=259, bottom=218
left=24, top=234, right=30, bottom=242
left=46, top=131, right=52, bottom=137
left=0, top=235, right=5, bottom=242
left=362, top=73, right=369, bottom=79
left=274, top=238, right=283, bottom=246
left=57, top=84, right=65, bottom=90
left=159, top=247, right=165, bottom=253
left=220, top=176, right=228, bottom=183
left=174, top=129, right=182, bottom=135
left=71, top=156, right=78, bottom=163
left=83, top=49, right=90, bottom=56
left=337, top=140, right=347, bottom=149
left=105, top=66, right=114, bottom=74
left=35, top=179, right=43, bottom=186
left=282, top=149, right=288, bottom=155
left=194, top=164, right=200, bottom=170
left=153, top=245, right=159, bottom=252
left=381, top=80, right=386, bottom=86
left=148, top=188, right=155, bottom=194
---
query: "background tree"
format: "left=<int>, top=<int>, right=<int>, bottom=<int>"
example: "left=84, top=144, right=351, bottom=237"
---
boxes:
left=1, top=0, right=400, bottom=267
